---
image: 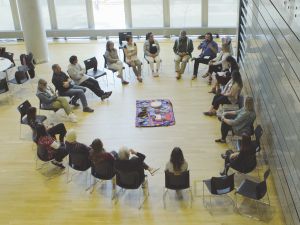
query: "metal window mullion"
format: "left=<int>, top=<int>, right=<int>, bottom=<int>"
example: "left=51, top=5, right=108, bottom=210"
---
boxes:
left=86, top=0, right=95, bottom=29
left=47, top=0, right=58, bottom=29
left=201, top=0, right=208, bottom=27
left=9, top=0, right=21, bottom=30
left=124, top=0, right=132, bottom=28
left=163, top=0, right=170, bottom=27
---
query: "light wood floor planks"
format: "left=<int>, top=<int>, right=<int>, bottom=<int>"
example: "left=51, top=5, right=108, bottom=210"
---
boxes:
left=0, top=39, right=286, bottom=225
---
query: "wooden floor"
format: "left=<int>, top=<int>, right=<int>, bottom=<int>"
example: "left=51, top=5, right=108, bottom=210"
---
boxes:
left=0, top=39, right=286, bottom=225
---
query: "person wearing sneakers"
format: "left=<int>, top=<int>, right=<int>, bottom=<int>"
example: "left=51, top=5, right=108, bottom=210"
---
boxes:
left=202, top=43, right=231, bottom=86
left=36, top=123, right=68, bottom=169
left=192, top=32, right=218, bottom=80
left=123, top=35, right=143, bottom=83
left=114, top=147, right=159, bottom=185
left=67, top=55, right=112, bottom=101
left=173, top=30, right=194, bottom=80
left=51, top=64, right=94, bottom=113
left=36, top=79, right=77, bottom=123
left=144, top=32, right=161, bottom=77
left=105, top=41, right=129, bottom=85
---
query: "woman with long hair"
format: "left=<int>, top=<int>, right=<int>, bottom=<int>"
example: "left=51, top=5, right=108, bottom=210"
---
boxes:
left=104, top=41, right=129, bottom=85
left=204, top=70, right=243, bottom=116
left=36, top=79, right=77, bottom=122
left=165, top=147, right=188, bottom=174
left=36, top=123, right=68, bottom=168
left=89, top=138, right=118, bottom=166
left=220, top=133, right=256, bottom=175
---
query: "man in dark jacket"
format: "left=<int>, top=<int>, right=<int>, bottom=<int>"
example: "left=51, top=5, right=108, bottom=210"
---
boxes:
left=51, top=64, right=94, bottom=113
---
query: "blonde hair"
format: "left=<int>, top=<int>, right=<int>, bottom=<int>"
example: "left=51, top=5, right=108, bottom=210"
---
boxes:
left=244, top=96, right=255, bottom=112
left=118, top=146, right=130, bottom=160
left=66, top=130, right=77, bottom=143
left=37, top=79, right=47, bottom=91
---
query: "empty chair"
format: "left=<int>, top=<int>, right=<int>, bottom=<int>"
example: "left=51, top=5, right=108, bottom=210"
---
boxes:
left=202, top=173, right=235, bottom=208
left=88, top=161, right=116, bottom=195
left=114, top=169, right=149, bottom=209
left=17, top=100, right=47, bottom=138
left=163, top=170, right=193, bottom=208
left=118, top=31, right=132, bottom=49
left=9, top=70, right=29, bottom=85
left=0, top=77, right=9, bottom=95
left=83, top=57, right=107, bottom=80
left=235, top=169, right=271, bottom=218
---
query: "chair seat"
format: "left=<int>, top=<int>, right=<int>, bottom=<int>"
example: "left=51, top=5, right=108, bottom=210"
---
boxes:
left=87, top=70, right=107, bottom=79
left=236, top=179, right=259, bottom=200
left=18, top=65, right=29, bottom=72
left=9, top=78, right=28, bottom=85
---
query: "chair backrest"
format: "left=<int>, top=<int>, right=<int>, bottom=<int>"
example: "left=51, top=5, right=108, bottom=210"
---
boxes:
left=0, top=77, right=9, bottom=93
left=102, top=55, right=108, bottom=68
left=37, top=144, right=50, bottom=162
left=2, top=51, right=15, bottom=65
left=254, top=125, right=263, bottom=151
left=91, top=160, right=115, bottom=180
left=69, top=150, right=91, bottom=171
left=17, top=100, right=31, bottom=121
left=84, top=57, right=98, bottom=72
left=15, top=71, right=29, bottom=84
left=115, top=170, right=141, bottom=189
left=118, top=31, right=132, bottom=46
left=20, top=54, right=27, bottom=65
left=253, top=169, right=270, bottom=200
left=210, top=173, right=235, bottom=195
left=165, top=170, right=190, bottom=190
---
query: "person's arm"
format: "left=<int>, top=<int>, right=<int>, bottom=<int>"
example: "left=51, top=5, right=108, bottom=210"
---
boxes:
left=144, top=42, right=150, bottom=57
left=229, top=152, right=239, bottom=159
left=188, top=39, right=194, bottom=54
left=133, top=43, right=138, bottom=56
left=210, top=42, right=218, bottom=55
left=123, top=45, right=131, bottom=58
left=52, top=75, right=64, bottom=90
left=130, top=149, right=146, bottom=162
left=155, top=41, right=160, bottom=56
left=105, top=51, right=117, bottom=64
left=78, top=64, right=86, bottom=75
left=212, top=52, right=223, bottom=65
left=37, top=92, right=56, bottom=104
left=223, top=110, right=238, bottom=117
left=224, top=83, right=240, bottom=97
left=224, top=111, right=247, bottom=126
left=173, top=40, right=178, bottom=54
left=68, top=65, right=82, bottom=81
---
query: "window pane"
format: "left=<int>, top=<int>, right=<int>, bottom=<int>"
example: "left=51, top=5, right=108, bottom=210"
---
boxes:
left=170, top=0, right=202, bottom=27
left=40, top=0, right=51, bottom=30
left=131, top=0, right=163, bottom=28
left=0, top=0, right=14, bottom=30
left=208, top=0, right=238, bottom=27
left=55, top=0, right=88, bottom=29
left=93, top=0, right=125, bottom=29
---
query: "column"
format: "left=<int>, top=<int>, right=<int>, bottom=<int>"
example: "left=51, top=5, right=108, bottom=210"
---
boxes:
left=201, top=0, right=208, bottom=27
left=124, top=0, right=132, bottom=28
left=17, top=0, right=49, bottom=63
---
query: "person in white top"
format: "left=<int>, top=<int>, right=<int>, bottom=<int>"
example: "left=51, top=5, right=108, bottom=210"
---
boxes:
left=202, top=43, right=231, bottom=84
left=123, top=35, right=143, bottom=83
left=144, top=32, right=161, bottom=77
left=67, top=55, right=112, bottom=101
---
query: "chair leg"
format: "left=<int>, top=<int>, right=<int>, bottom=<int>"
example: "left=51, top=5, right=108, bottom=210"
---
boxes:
left=202, top=181, right=205, bottom=206
left=189, top=188, right=193, bottom=208
left=163, top=188, right=168, bottom=209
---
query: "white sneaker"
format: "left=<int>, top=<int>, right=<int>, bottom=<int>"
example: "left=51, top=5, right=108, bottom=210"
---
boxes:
left=68, top=113, right=77, bottom=123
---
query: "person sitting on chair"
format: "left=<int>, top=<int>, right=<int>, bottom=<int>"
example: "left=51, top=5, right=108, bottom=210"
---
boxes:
left=203, top=70, right=243, bottom=116
left=36, top=79, right=77, bottom=123
left=51, top=64, right=94, bottom=113
left=192, top=32, right=218, bottom=80
left=123, top=35, right=143, bottom=83
left=105, top=41, right=129, bottom=85
left=27, top=106, right=67, bottom=144
left=144, top=32, right=161, bottom=77
left=173, top=30, right=194, bottom=80
left=215, top=96, right=256, bottom=143
left=36, top=123, right=68, bottom=169
left=202, top=43, right=231, bottom=86
left=89, top=138, right=118, bottom=166
left=220, top=133, right=257, bottom=176
left=67, top=55, right=112, bottom=101
left=165, top=147, right=188, bottom=175
left=209, top=56, right=239, bottom=94
left=114, top=147, right=159, bottom=186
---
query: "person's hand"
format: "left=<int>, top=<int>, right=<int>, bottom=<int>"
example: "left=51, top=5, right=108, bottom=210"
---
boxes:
left=208, top=61, right=213, bottom=65
left=151, top=54, right=155, bottom=58
left=129, top=149, right=136, bottom=155
left=63, top=82, right=69, bottom=88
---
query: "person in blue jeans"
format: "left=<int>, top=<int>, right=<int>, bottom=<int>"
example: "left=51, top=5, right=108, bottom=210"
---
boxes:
left=51, top=64, right=94, bottom=113
left=192, top=32, right=218, bottom=80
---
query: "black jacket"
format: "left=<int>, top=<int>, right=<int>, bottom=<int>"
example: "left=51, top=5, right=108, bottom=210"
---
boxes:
left=52, top=72, right=71, bottom=93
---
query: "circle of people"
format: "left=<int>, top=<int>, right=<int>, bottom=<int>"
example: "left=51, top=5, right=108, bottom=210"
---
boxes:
left=29, top=30, right=257, bottom=192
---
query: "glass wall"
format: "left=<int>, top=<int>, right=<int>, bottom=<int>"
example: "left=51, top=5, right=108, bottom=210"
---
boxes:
left=208, top=0, right=238, bottom=27
left=170, top=0, right=202, bottom=27
left=0, top=0, right=15, bottom=30
left=131, top=0, right=163, bottom=28
left=93, top=0, right=125, bottom=29
left=41, top=0, right=51, bottom=30
left=55, top=0, right=88, bottom=29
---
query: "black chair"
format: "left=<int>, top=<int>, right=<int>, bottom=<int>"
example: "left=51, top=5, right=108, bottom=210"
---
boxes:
left=1, top=51, right=15, bottom=67
left=163, top=171, right=193, bottom=208
left=235, top=169, right=271, bottom=218
left=17, top=100, right=47, bottom=139
left=202, top=173, right=235, bottom=208
left=0, top=77, right=9, bottom=96
left=8, top=70, right=29, bottom=85
left=118, top=31, right=132, bottom=49
left=114, top=169, right=149, bottom=209
left=67, top=150, right=91, bottom=190
left=84, top=57, right=107, bottom=80
left=88, top=161, right=116, bottom=195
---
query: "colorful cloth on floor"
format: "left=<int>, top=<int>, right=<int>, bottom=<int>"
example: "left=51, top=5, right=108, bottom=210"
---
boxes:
left=136, top=99, right=175, bottom=127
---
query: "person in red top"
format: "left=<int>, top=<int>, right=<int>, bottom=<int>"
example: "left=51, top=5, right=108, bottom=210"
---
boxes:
left=36, top=123, right=68, bottom=168
left=89, top=138, right=118, bottom=166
